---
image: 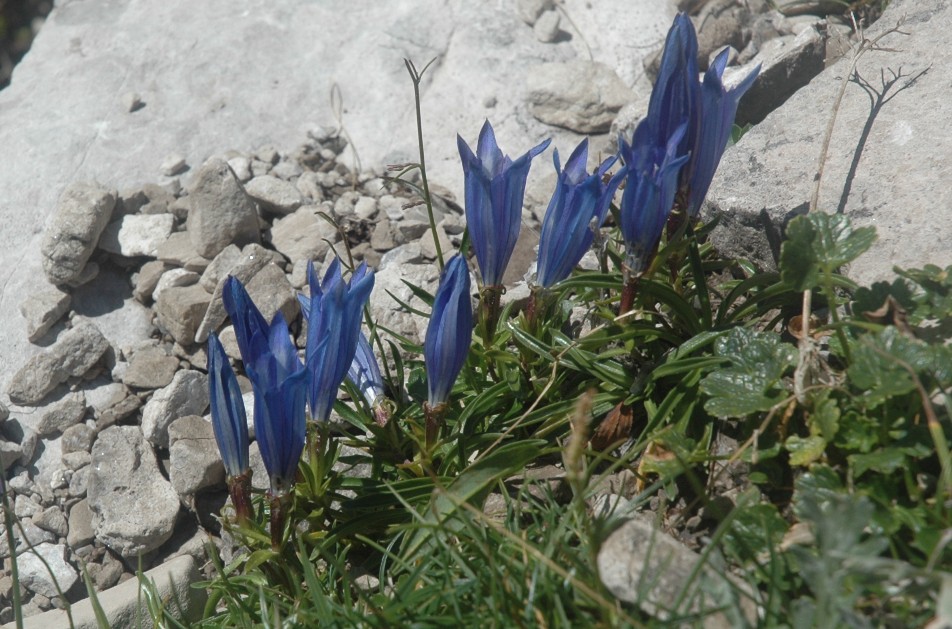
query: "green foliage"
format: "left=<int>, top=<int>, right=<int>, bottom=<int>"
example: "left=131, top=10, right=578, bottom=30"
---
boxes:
left=189, top=75, right=950, bottom=628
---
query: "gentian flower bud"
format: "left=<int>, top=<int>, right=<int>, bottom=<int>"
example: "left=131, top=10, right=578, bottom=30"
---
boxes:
left=536, top=139, right=625, bottom=289
left=457, top=120, right=550, bottom=288
left=303, top=258, right=375, bottom=423
left=207, top=332, right=252, bottom=523
left=643, top=13, right=700, bottom=167
left=424, top=255, right=473, bottom=407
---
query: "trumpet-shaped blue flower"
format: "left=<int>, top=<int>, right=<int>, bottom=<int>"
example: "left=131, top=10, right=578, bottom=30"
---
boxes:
left=425, top=255, right=473, bottom=407
left=618, top=121, right=690, bottom=274
left=644, top=13, right=700, bottom=164
left=222, top=276, right=306, bottom=497
left=458, top=120, right=550, bottom=287
left=644, top=14, right=760, bottom=218
left=207, top=333, right=249, bottom=480
left=245, top=313, right=307, bottom=497
left=536, top=139, right=625, bottom=288
left=685, top=48, right=760, bottom=216
left=298, top=293, right=384, bottom=411
left=303, top=258, right=375, bottom=423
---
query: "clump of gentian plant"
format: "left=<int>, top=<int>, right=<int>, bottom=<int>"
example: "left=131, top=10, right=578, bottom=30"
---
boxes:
left=190, top=13, right=951, bottom=628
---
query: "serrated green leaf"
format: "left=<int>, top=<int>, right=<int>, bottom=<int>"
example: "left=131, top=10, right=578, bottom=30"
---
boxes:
left=786, top=435, right=827, bottom=467
left=780, top=214, right=876, bottom=291
left=846, top=326, right=948, bottom=408
left=700, top=328, right=797, bottom=418
left=848, top=449, right=906, bottom=478
left=720, top=492, right=788, bottom=564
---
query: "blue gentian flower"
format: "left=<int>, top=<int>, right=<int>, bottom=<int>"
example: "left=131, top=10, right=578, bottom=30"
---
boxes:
left=685, top=48, right=760, bottom=216
left=303, top=258, right=375, bottom=423
left=643, top=13, right=700, bottom=165
left=618, top=121, right=690, bottom=274
left=536, top=139, right=625, bottom=288
left=222, top=275, right=269, bottom=363
left=424, top=255, right=473, bottom=407
left=207, top=333, right=249, bottom=480
left=243, top=313, right=308, bottom=496
left=297, top=295, right=385, bottom=412
left=221, top=276, right=307, bottom=497
left=457, top=120, right=550, bottom=287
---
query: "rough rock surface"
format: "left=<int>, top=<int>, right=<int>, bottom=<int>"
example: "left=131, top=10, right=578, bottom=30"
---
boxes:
left=168, top=415, right=225, bottom=497
left=87, top=426, right=181, bottom=557
left=141, top=370, right=209, bottom=448
left=598, top=518, right=757, bottom=627
left=527, top=61, right=633, bottom=133
left=7, top=322, right=110, bottom=405
left=40, top=182, right=117, bottom=285
left=185, top=158, right=261, bottom=258
left=18, top=543, right=79, bottom=599
left=705, top=0, right=952, bottom=286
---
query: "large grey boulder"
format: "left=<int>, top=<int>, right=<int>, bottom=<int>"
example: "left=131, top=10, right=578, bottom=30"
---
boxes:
left=705, top=0, right=951, bottom=286
left=87, top=426, right=181, bottom=557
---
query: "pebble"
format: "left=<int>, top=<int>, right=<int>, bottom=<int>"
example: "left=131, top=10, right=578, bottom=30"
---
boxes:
left=141, top=370, right=209, bottom=448
left=154, top=284, right=213, bottom=346
left=161, top=153, right=188, bottom=176
left=40, top=182, right=117, bottom=285
left=244, top=175, right=304, bottom=215
left=121, top=344, right=179, bottom=389
left=7, top=321, right=110, bottom=405
left=168, top=415, right=225, bottom=496
left=533, top=10, right=561, bottom=42
left=19, top=285, right=71, bottom=343
left=185, top=158, right=261, bottom=258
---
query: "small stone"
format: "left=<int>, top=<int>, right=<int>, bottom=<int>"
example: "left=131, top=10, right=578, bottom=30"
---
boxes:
left=199, top=244, right=244, bottom=292
left=270, top=160, right=303, bottom=180
left=97, top=394, right=141, bottom=429
left=36, top=392, right=87, bottom=436
left=156, top=231, right=214, bottom=272
left=133, top=260, right=169, bottom=303
left=7, top=322, right=110, bottom=405
left=193, top=244, right=286, bottom=344
left=0, top=401, right=7, bottom=422
left=33, top=507, right=69, bottom=538
left=152, top=268, right=200, bottom=302
left=68, top=466, right=88, bottom=497
left=598, top=518, right=757, bottom=626
left=154, top=284, right=213, bottom=346
left=141, top=370, right=209, bottom=449
left=14, top=495, right=41, bottom=519
left=161, top=153, right=188, bottom=176
left=19, top=543, right=78, bottom=598
left=395, top=218, right=430, bottom=243
left=98, top=213, right=176, bottom=257
left=19, top=285, right=71, bottom=343
left=226, top=155, right=252, bottom=182
left=419, top=224, right=453, bottom=261
left=295, top=171, right=325, bottom=202
left=61, top=424, right=96, bottom=455
left=61, top=450, right=91, bottom=469
left=533, top=10, right=561, bottom=42
left=92, top=553, right=124, bottom=590
left=370, top=217, right=396, bottom=251
left=517, top=0, right=553, bottom=25
left=269, top=205, right=340, bottom=264
left=333, top=190, right=360, bottom=217
left=186, top=157, right=261, bottom=258
left=353, top=196, right=378, bottom=220
left=255, top=146, right=280, bottom=164
left=41, top=182, right=117, bottom=285
left=121, top=91, right=143, bottom=112
left=66, top=500, right=95, bottom=548
left=121, top=344, right=179, bottom=389
left=168, top=415, right=225, bottom=496
left=527, top=61, right=632, bottom=133
left=87, top=425, right=181, bottom=557
left=244, top=175, right=303, bottom=215
left=0, top=440, right=23, bottom=472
